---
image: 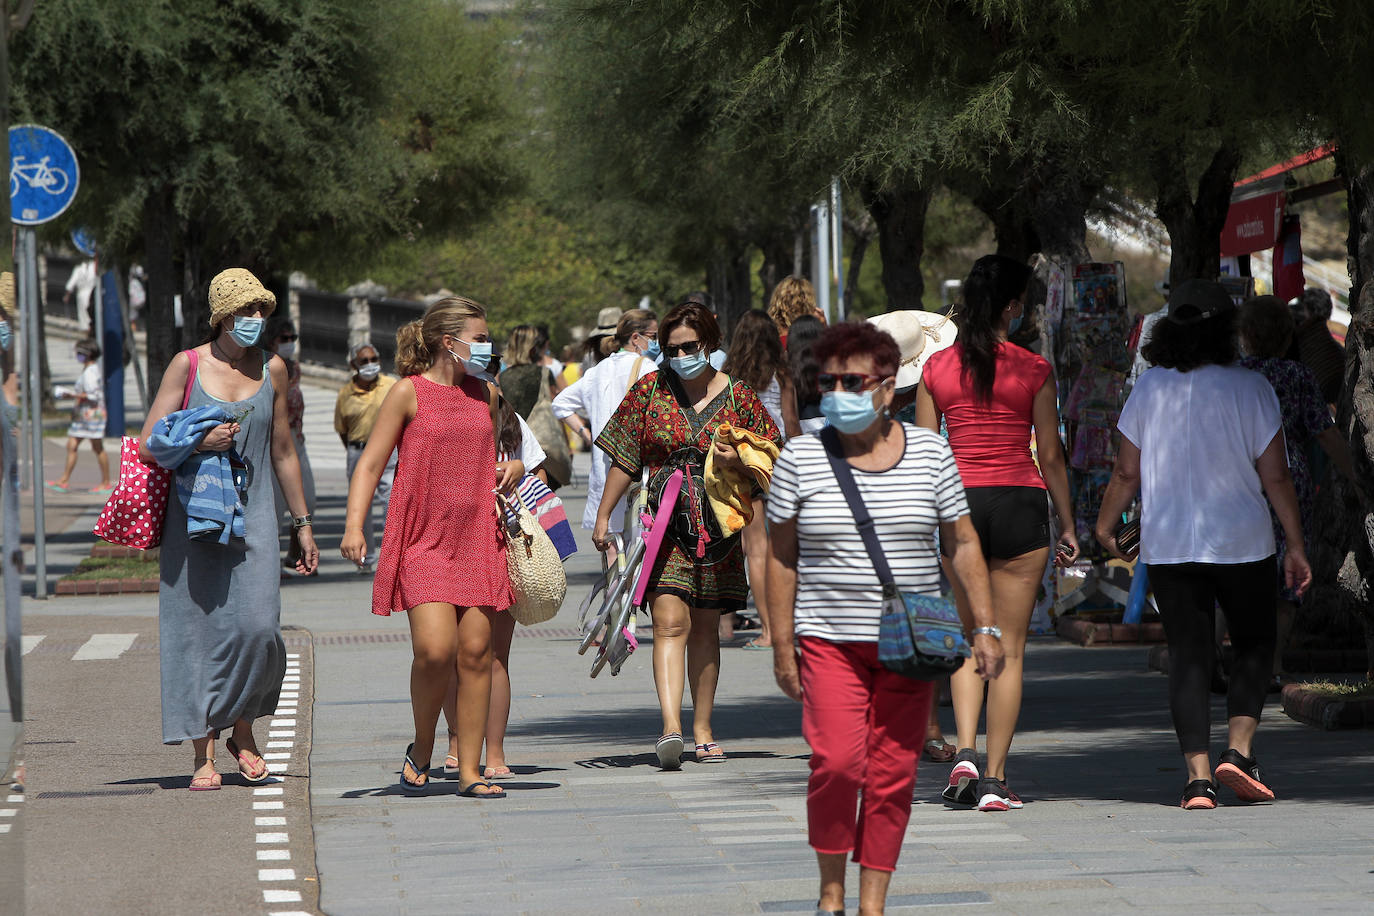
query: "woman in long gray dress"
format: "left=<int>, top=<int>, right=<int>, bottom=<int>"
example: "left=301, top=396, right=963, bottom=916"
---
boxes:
left=138, top=268, right=319, bottom=790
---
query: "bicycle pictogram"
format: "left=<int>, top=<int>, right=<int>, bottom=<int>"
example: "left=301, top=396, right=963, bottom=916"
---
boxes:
left=10, top=156, right=71, bottom=198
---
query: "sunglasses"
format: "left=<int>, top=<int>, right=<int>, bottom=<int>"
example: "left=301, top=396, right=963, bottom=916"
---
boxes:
left=662, top=340, right=703, bottom=358
left=817, top=372, right=886, bottom=394
left=356, top=356, right=380, bottom=365
left=278, top=334, right=298, bottom=342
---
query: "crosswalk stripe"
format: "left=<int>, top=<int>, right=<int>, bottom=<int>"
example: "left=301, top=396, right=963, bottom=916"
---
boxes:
left=21, top=636, right=43, bottom=655
left=72, top=634, right=138, bottom=661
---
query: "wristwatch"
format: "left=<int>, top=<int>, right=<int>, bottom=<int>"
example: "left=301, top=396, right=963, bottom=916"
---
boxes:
left=292, top=514, right=314, bottom=529
left=972, top=626, right=1003, bottom=640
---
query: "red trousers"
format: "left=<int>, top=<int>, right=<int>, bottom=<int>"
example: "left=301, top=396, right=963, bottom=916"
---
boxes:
left=800, top=636, right=933, bottom=872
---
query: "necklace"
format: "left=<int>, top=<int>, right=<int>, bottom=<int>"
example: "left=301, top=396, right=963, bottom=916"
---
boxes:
left=212, top=339, right=250, bottom=370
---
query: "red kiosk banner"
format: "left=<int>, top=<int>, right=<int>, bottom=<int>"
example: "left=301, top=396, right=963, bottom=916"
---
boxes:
left=1220, top=191, right=1285, bottom=256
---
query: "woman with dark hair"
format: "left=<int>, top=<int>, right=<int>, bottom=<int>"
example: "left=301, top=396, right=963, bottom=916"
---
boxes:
left=723, top=309, right=795, bottom=649
left=264, top=315, right=316, bottom=572
left=769, top=320, right=1002, bottom=915
left=1237, top=296, right=1357, bottom=687
left=915, top=254, right=1078, bottom=812
left=1098, top=280, right=1311, bottom=809
left=48, top=337, right=113, bottom=493
left=786, top=314, right=825, bottom=437
left=500, top=324, right=572, bottom=489
left=594, top=301, right=780, bottom=768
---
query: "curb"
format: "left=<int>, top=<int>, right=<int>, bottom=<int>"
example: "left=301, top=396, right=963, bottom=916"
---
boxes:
left=1281, top=683, right=1374, bottom=730
left=1056, top=616, right=1167, bottom=646
left=54, top=577, right=159, bottom=595
left=89, top=543, right=158, bottom=561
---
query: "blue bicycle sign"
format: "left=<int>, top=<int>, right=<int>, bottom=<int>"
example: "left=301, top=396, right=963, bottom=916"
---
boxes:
left=9, top=124, right=79, bottom=226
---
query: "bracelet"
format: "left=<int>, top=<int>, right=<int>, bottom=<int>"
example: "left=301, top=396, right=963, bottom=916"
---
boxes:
left=292, top=514, right=313, bottom=529
left=971, top=626, right=1002, bottom=640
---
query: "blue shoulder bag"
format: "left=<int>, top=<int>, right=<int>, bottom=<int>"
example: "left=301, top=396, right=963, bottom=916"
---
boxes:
left=820, top=427, right=970, bottom=680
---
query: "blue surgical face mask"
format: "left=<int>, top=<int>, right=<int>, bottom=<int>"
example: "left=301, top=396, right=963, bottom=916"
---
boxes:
left=230, top=315, right=264, bottom=348
left=669, top=350, right=709, bottom=379
left=1008, top=314, right=1023, bottom=335
left=0, top=320, right=10, bottom=351
left=451, top=339, right=492, bottom=374
left=821, top=389, right=881, bottom=434
left=643, top=338, right=661, bottom=361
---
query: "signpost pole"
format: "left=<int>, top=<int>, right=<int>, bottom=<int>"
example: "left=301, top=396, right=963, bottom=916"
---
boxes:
left=93, top=251, right=104, bottom=396
left=20, top=229, right=45, bottom=598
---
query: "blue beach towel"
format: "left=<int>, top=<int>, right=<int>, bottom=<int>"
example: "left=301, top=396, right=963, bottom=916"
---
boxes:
left=145, top=405, right=247, bottom=544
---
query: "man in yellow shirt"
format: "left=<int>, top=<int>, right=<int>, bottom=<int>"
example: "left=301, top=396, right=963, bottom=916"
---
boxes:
left=334, top=342, right=397, bottom=572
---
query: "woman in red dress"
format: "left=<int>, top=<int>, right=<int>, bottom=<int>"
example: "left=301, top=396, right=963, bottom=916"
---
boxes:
left=341, top=296, right=523, bottom=797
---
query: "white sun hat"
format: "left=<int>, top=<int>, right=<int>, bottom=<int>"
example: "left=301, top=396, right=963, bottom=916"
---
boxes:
left=867, top=308, right=959, bottom=390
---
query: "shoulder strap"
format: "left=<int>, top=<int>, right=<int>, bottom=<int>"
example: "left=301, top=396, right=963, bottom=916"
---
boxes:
left=820, top=426, right=893, bottom=586
left=625, top=356, right=646, bottom=397
left=181, top=350, right=199, bottom=410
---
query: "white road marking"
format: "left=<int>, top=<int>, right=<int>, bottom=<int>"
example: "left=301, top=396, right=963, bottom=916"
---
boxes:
left=266, top=742, right=293, bottom=749
left=271, top=719, right=296, bottom=727
left=286, top=653, right=300, bottom=659
left=266, top=762, right=288, bottom=773
left=254, top=787, right=284, bottom=796
left=0, top=809, right=16, bottom=818
left=71, top=633, right=137, bottom=660
left=0, top=824, right=9, bottom=834
left=267, top=911, right=311, bottom=916
left=258, top=868, right=297, bottom=881
left=20, top=635, right=43, bottom=655
left=256, top=817, right=287, bottom=826
left=269, top=731, right=295, bottom=739
left=262, top=889, right=302, bottom=903
left=6, top=795, right=22, bottom=803
left=257, top=849, right=290, bottom=861
left=254, top=801, right=285, bottom=811
left=264, top=753, right=291, bottom=760
left=256, top=833, right=289, bottom=844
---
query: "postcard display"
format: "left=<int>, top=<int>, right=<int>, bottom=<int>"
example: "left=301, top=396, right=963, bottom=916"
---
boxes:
left=1036, top=261, right=1133, bottom=619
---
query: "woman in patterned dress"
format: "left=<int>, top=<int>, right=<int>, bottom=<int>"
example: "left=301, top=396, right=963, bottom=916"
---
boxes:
left=594, top=302, right=780, bottom=769
left=1237, top=296, right=1360, bottom=684
left=341, top=296, right=523, bottom=797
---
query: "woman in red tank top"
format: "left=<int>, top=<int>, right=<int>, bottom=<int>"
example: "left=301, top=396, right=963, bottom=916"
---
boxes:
left=341, top=297, right=523, bottom=798
left=916, top=255, right=1078, bottom=812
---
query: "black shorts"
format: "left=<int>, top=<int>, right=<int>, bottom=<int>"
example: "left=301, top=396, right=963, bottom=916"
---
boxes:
left=943, top=486, right=1051, bottom=560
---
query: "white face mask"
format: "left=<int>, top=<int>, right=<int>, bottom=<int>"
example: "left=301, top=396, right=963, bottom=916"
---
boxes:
left=277, top=341, right=296, bottom=360
left=357, top=362, right=382, bottom=381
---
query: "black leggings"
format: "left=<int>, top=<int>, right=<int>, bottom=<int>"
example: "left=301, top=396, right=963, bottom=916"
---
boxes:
left=1150, top=559, right=1277, bottom=754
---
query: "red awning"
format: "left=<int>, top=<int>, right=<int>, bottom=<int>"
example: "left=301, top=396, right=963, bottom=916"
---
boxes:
left=1220, top=191, right=1286, bottom=256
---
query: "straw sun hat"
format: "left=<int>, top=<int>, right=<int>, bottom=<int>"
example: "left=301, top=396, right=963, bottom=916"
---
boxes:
left=208, top=268, right=276, bottom=328
left=867, top=308, right=959, bottom=390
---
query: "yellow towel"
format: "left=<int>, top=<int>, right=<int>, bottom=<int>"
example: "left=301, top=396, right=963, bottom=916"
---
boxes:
left=704, top=423, right=781, bottom=535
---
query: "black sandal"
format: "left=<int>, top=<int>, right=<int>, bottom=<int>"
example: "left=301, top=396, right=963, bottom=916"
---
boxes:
left=400, top=743, right=429, bottom=794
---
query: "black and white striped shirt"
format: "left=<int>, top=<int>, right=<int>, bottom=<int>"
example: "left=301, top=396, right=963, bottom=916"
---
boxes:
left=767, top=424, right=969, bottom=643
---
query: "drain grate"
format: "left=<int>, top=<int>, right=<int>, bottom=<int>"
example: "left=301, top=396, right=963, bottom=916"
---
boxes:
left=37, top=787, right=155, bottom=799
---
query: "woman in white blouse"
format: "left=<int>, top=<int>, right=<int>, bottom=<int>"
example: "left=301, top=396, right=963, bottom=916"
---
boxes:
left=551, top=309, right=658, bottom=531
left=767, top=321, right=1002, bottom=916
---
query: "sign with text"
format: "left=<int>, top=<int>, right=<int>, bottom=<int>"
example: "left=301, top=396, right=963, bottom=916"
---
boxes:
left=1220, top=190, right=1284, bottom=257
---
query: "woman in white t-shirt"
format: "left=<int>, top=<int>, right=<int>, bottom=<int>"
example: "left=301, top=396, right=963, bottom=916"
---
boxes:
left=1096, top=279, right=1311, bottom=812
left=767, top=321, right=1003, bottom=916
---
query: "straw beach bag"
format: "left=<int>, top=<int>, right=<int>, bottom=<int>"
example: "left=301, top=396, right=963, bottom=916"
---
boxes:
left=498, top=492, right=567, bottom=626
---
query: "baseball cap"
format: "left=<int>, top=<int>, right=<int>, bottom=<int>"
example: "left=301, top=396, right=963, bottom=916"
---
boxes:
left=1166, top=278, right=1235, bottom=326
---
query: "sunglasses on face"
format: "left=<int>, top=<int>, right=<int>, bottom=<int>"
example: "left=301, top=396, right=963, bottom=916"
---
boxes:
left=662, top=340, right=703, bottom=358
left=817, top=372, right=886, bottom=394
left=278, top=334, right=298, bottom=342
left=356, top=356, right=380, bottom=365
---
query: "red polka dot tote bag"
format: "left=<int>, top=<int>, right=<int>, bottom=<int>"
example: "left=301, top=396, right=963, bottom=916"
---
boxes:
left=93, top=351, right=198, bottom=549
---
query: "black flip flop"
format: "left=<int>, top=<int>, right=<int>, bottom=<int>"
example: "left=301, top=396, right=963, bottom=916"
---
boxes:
left=400, top=743, right=429, bottom=794
left=458, top=780, right=506, bottom=799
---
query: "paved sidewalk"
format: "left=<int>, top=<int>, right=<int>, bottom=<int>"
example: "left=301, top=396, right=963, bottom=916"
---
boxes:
left=16, top=367, right=1374, bottom=914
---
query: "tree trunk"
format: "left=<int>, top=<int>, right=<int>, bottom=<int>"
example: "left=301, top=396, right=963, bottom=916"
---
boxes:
left=1153, top=141, right=1242, bottom=289
left=863, top=182, right=932, bottom=311
left=144, top=189, right=179, bottom=389
left=756, top=233, right=793, bottom=311
left=707, top=243, right=752, bottom=343
left=1029, top=167, right=1094, bottom=268
left=1301, top=151, right=1374, bottom=671
left=977, top=189, right=1040, bottom=263
left=843, top=210, right=876, bottom=314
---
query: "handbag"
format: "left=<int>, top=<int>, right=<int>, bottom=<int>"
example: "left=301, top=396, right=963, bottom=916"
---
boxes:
left=648, top=446, right=739, bottom=564
left=524, top=369, right=572, bottom=489
left=93, top=351, right=198, bottom=549
left=820, top=427, right=970, bottom=680
left=497, top=492, right=568, bottom=626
